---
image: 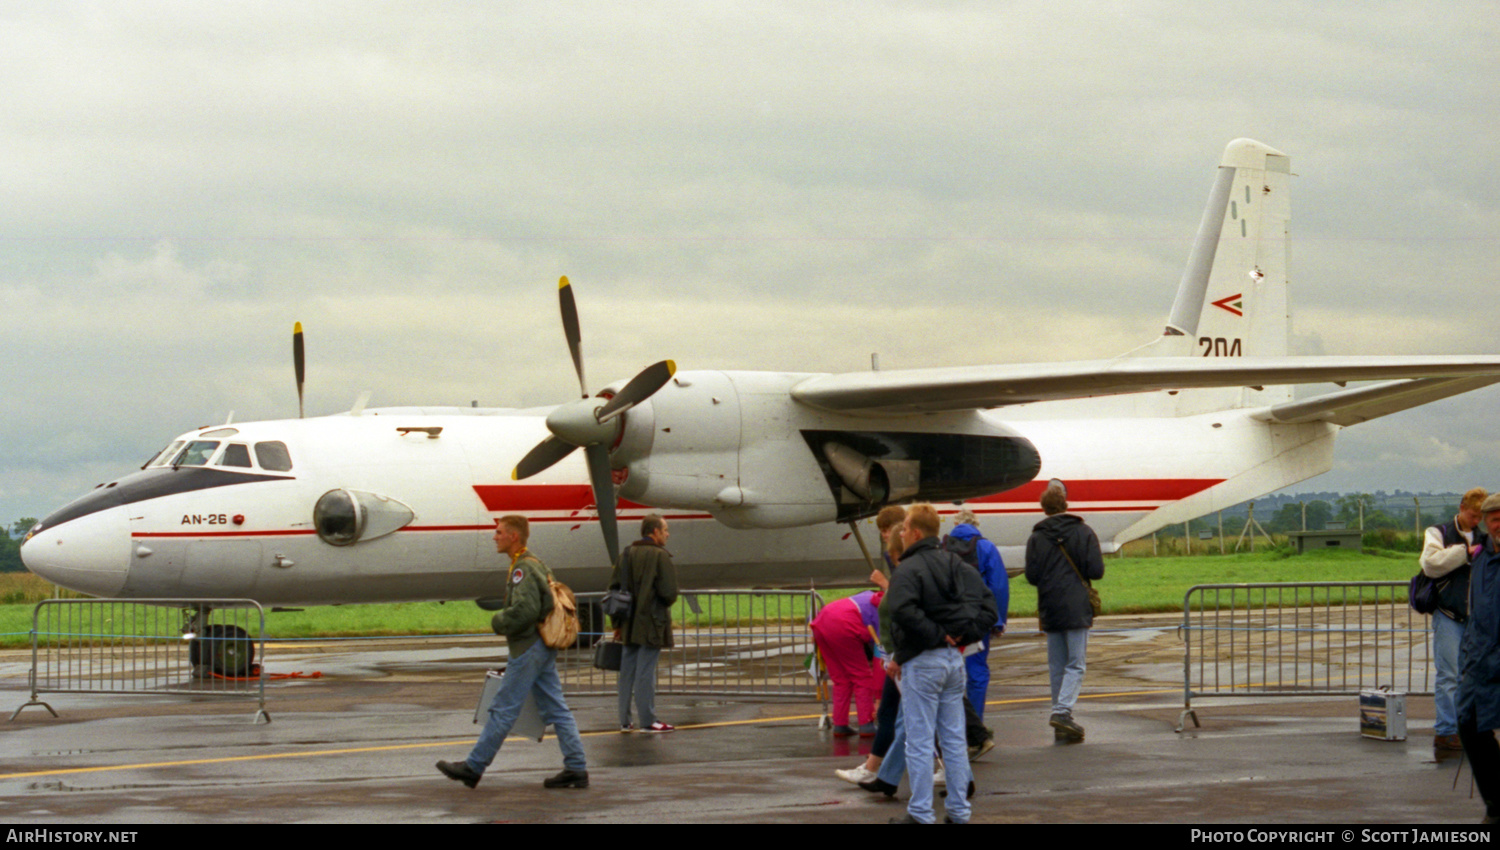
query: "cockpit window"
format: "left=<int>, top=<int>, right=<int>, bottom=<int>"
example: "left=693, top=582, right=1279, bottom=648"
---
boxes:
left=255, top=441, right=293, bottom=472
left=217, top=443, right=253, bottom=468
left=172, top=441, right=220, bottom=467
left=146, top=441, right=185, bottom=468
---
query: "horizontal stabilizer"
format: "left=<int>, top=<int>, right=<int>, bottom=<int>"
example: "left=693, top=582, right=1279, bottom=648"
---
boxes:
left=790, top=356, right=1500, bottom=415
left=1252, top=376, right=1500, bottom=426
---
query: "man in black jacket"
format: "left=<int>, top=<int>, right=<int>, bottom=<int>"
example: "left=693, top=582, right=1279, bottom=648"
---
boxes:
left=1025, top=481, right=1105, bottom=741
left=884, top=503, right=997, bottom=824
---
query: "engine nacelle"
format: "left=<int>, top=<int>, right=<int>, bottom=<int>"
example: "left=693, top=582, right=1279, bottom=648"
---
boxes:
left=610, top=370, right=1041, bottom=529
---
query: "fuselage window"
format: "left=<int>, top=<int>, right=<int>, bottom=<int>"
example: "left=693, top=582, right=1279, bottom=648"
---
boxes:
left=255, top=441, right=293, bottom=472
left=172, top=441, right=219, bottom=467
left=218, top=443, right=253, bottom=468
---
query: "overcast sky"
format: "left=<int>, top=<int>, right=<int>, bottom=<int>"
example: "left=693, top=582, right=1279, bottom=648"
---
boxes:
left=3, top=1, right=1498, bottom=527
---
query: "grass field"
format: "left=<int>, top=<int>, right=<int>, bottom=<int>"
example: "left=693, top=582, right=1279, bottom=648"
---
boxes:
left=0, top=547, right=1420, bottom=647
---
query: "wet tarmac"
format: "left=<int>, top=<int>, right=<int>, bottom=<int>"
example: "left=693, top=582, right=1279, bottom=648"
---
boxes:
left=0, top=615, right=1485, bottom=824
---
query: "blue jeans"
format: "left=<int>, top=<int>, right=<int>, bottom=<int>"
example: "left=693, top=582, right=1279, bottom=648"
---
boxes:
left=877, top=709, right=906, bottom=786
left=900, top=648, right=971, bottom=824
left=1434, top=612, right=1463, bottom=736
left=466, top=641, right=587, bottom=775
left=618, top=644, right=661, bottom=727
left=1046, top=629, right=1088, bottom=716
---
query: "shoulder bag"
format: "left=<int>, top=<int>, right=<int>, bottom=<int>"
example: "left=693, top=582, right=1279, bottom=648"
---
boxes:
left=1053, top=537, right=1102, bottom=617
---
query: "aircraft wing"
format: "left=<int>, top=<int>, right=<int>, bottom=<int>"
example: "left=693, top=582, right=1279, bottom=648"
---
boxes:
left=1252, top=375, right=1500, bottom=426
left=789, top=356, right=1500, bottom=415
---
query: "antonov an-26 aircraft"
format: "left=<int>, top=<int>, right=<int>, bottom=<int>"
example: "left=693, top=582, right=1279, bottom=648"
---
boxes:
left=22, top=139, right=1500, bottom=609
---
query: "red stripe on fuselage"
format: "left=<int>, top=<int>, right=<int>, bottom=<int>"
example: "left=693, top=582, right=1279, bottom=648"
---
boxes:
left=967, top=478, right=1222, bottom=505
left=133, top=529, right=320, bottom=539
left=472, top=478, right=1223, bottom=514
left=473, top=484, right=651, bottom=513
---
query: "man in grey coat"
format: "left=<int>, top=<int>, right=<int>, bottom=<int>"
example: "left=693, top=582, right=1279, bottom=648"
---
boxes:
left=1025, top=481, right=1105, bottom=741
left=610, top=513, right=679, bottom=733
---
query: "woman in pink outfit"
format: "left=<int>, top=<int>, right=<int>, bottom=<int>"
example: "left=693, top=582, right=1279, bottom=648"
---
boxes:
left=811, top=590, right=885, bottom=736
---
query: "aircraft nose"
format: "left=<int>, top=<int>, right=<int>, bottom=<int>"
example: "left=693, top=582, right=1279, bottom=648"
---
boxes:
left=21, top=509, right=130, bottom=598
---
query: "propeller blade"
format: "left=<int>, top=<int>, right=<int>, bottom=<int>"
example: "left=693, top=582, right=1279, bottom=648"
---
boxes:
left=293, top=321, right=306, bottom=419
left=512, top=435, right=577, bottom=481
left=558, top=276, right=587, bottom=398
left=585, top=443, right=620, bottom=562
left=597, top=360, right=677, bottom=423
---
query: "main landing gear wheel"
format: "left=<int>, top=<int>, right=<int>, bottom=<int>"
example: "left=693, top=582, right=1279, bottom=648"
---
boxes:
left=189, top=624, right=255, bottom=677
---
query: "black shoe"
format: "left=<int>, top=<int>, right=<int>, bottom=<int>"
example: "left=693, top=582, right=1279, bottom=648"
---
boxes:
left=436, top=760, right=481, bottom=789
left=1049, top=712, right=1085, bottom=740
left=859, top=777, right=899, bottom=797
left=938, top=780, right=976, bottom=800
left=543, top=768, right=590, bottom=789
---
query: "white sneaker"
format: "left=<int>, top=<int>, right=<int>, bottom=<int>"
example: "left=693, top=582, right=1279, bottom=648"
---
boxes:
left=933, top=759, right=946, bottom=787
left=835, top=765, right=876, bottom=785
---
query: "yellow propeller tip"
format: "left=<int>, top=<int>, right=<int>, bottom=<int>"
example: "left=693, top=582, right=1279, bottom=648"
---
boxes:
left=559, top=276, right=570, bottom=289
left=666, top=359, right=677, bottom=374
left=294, top=321, right=303, bottom=333
left=510, top=468, right=521, bottom=481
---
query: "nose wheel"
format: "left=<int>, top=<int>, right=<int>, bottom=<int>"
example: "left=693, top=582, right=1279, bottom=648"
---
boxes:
left=184, top=611, right=256, bottom=677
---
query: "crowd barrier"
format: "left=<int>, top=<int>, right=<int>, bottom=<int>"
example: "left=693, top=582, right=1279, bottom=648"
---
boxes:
left=1178, top=581, right=1431, bottom=731
left=10, top=598, right=269, bottom=723
left=557, top=589, right=827, bottom=701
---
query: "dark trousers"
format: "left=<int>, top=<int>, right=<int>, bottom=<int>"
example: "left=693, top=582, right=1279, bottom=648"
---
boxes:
left=964, top=695, right=989, bottom=747
left=871, top=674, right=901, bottom=759
left=1459, top=714, right=1500, bottom=819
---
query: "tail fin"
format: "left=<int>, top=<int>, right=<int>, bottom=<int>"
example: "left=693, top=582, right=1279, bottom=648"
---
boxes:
left=1128, top=139, right=1294, bottom=409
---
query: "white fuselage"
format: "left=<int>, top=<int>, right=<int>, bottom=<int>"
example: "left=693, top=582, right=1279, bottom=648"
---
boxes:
left=21, top=376, right=1336, bottom=607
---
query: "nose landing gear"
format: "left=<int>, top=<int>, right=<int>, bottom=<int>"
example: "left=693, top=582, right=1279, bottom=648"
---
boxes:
left=183, top=608, right=256, bottom=677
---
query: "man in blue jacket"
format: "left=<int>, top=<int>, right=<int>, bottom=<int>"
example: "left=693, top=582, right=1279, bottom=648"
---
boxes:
left=943, top=509, right=1009, bottom=721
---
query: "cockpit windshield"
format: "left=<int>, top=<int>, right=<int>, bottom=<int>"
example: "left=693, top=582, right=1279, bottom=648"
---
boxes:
left=143, top=437, right=294, bottom=472
left=172, top=441, right=219, bottom=467
left=145, top=441, right=185, bottom=468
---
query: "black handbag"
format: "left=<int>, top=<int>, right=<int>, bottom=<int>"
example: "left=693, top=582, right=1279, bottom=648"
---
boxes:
left=601, top=587, right=633, bottom=620
left=593, top=640, right=624, bottom=671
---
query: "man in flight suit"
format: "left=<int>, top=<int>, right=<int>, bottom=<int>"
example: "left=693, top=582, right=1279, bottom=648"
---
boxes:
left=437, top=515, right=589, bottom=789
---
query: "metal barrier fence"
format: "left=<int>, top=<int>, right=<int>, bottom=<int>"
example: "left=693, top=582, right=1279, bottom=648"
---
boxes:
left=1178, top=581, right=1431, bottom=731
left=557, top=589, right=826, bottom=700
left=10, top=598, right=269, bottom=723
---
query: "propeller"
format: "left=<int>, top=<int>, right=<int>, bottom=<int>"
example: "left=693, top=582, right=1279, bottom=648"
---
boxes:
left=293, top=321, right=306, bottom=419
left=513, top=276, right=676, bottom=561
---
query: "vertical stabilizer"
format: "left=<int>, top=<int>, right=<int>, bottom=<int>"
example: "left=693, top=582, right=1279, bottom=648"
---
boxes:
left=1134, top=139, right=1294, bottom=410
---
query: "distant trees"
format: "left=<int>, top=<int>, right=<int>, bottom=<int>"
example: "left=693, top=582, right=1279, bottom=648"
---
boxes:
left=0, top=522, right=25, bottom=573
left=1266, top=500, right=1334, bottom=533
left=0, top=518, right=38, bottom=572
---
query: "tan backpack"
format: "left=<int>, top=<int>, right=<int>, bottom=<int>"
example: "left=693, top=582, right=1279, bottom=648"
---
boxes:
left=538, top=572, right=580, bottom=649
